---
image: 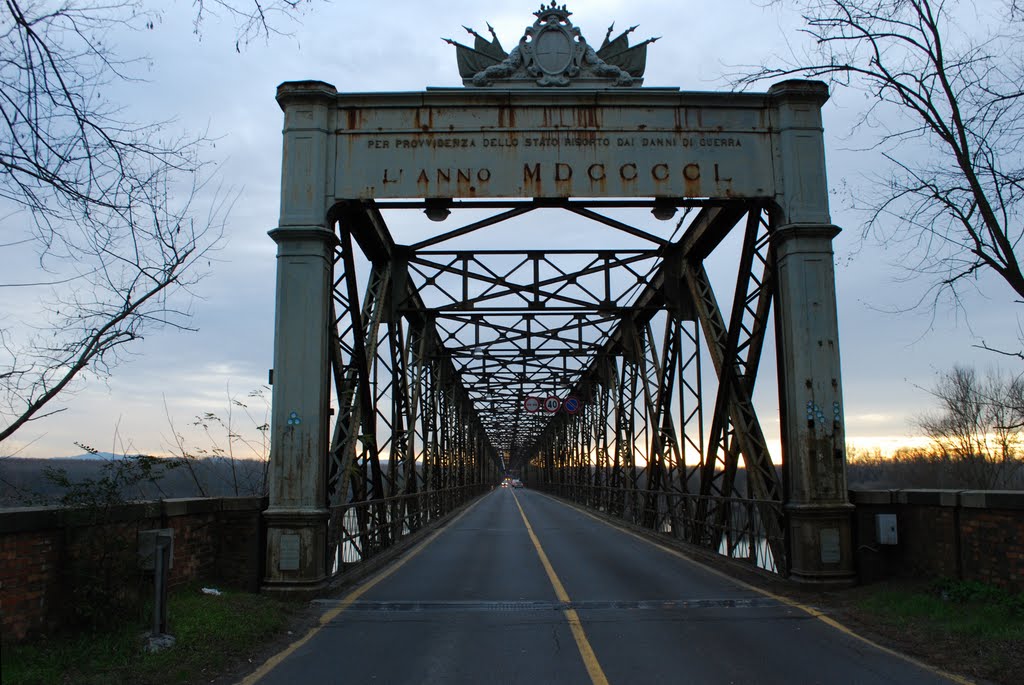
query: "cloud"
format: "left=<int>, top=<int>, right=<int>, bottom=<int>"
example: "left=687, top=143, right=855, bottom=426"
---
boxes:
left=3, top=0, right=1014, bottom=463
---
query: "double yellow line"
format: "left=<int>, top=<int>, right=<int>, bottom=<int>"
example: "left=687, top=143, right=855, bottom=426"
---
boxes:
left=511, top=490, right=610, bottom=685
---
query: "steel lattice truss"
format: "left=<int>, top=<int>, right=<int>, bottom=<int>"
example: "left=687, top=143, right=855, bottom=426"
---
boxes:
left=326, top=198, right=787, bottom=571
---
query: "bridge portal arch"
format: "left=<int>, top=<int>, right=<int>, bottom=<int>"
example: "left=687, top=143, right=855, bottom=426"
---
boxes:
left=265, top=9, right=853, bottom=591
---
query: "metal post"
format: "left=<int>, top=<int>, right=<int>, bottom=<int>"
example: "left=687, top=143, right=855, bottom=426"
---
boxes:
left=263, top=81, right=338, bottom=592
left=139, top=528, right=175, bottom=653
left=153, top=539, right=169, bottom=636
left=769, top=81, right=855, bottom=585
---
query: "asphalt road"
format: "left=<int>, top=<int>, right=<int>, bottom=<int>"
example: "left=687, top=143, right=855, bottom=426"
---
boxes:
left=245, top=488, right=961, bottom=685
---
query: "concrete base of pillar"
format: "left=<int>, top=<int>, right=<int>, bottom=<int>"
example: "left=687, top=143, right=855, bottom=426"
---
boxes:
left=260, top=576, right=330, bottom=599
left=786, top=502, right=856, bottom=587
left=262, top=507, right=330, bottom=594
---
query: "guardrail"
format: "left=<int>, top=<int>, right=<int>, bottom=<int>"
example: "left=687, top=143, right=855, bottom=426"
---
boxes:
left=540, top=482, right=785, bottom=574
left=326, top=484, right=489, bottom=575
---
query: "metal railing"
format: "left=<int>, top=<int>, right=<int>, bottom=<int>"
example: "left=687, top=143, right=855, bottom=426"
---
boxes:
left=326, top=484, right=489, bottom=576
left=541, top=482, right=786, bottom=574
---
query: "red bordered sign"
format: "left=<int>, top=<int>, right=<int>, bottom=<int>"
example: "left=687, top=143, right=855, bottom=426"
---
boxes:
left=524, top=396, right=541, bottom=413
left=543, top=396, right=561, bottom=413
left=563, top=396, right=581, bottom=414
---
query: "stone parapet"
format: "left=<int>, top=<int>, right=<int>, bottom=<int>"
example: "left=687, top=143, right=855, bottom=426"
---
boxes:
left=0, top=497, right=267, bottom=643
left=850, top=489, right=1024, bottom=591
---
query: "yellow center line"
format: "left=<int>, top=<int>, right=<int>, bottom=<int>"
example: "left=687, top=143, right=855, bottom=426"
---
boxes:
left=238, top=493, right=489, bottom=685
left=511, top=490, right=610, bottom=685
left=537, top=491, right=974, bottom=685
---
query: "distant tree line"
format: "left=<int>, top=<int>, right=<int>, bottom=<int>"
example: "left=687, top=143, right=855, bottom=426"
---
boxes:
left=848, top=364, right=1024, bottom=490
left=0, top=455, right=268, bottom=507
left=847, top=448, right=1024, bottom=491
left=4, top=361, right=1021, bottom=509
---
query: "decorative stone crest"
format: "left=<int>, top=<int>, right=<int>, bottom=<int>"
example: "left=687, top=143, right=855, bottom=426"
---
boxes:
left=445, top=2, right=658, bottom=88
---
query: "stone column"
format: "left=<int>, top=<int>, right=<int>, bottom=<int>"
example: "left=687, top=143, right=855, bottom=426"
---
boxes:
left=263, top=81, right=338, bottom=592
left=769, top=80, right=855, bottom=585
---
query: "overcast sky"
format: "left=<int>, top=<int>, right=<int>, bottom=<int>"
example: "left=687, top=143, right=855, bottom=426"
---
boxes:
left=1, top=0, right=1016, bottom=459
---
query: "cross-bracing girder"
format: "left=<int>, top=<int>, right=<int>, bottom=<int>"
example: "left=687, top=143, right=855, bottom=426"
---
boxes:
left=325, top=205, right=494, bottom=567
left=325, top=197, right=788, bottom=573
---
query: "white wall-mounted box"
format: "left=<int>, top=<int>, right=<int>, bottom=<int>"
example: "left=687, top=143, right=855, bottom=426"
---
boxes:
left=876, top=514, right=898, bottom=545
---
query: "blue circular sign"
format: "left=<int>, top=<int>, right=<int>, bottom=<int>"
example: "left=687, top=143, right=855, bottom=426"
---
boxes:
left=563, top=397, right=581, bottom=414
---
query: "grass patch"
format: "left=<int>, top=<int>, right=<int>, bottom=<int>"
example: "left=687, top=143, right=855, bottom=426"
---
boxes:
left=849, top=578, right=1024, bottom=683
left=857, top=578, right=1024, bottom=641
left=2, top=585, right=295, bottom=685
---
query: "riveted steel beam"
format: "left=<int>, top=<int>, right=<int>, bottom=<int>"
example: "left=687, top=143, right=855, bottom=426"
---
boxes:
left=272, top=80, right=853, bottom=588
left=323, top=197, right=793, bottom=577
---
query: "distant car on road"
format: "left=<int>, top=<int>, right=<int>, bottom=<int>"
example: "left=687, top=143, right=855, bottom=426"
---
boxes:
left=511, top=479, right=523, bottom=488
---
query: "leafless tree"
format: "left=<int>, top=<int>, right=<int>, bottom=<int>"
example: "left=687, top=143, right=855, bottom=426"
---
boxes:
left=0, top=1, right=314, bottom=446
left=742, top=1, right=1023, bottom=339
left=193, top=0, right=312, bottom=49
left=917, top=365, right=1024, bottom=488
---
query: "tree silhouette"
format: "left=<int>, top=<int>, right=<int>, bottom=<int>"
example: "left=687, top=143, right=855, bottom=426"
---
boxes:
left=743, top=1, right=1023, bottom=342
left=0, top=1, right=315, bottom=444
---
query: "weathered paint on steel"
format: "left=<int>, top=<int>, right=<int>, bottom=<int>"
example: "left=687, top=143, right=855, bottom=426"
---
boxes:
left=328, top=91, right=779, bottom=200
left=270, top=78, right=856, bottom=589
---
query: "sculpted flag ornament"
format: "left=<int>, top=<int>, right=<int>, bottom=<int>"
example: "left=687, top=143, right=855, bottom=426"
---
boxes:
left=444, top=2, right=658, bottom=88
left=268, top=0, right=852, bottom=590
left=335, top=3, right=765, bottom=201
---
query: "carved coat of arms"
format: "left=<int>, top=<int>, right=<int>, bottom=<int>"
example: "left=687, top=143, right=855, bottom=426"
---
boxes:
left=445, top=2, right=658, bottom=88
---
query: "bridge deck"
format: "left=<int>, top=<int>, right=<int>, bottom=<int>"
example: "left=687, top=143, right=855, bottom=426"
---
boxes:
left=246, top=490, right=957, bottom=684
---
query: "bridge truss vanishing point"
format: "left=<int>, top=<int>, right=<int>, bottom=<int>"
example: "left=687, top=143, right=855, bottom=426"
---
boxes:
left=326, top=198, right=786, bottom=573
left=264, top=6, right=854, bottom=591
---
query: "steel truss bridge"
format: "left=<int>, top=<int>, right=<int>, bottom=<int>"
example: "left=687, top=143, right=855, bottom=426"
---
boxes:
left=324, top=196, right=785, bottom=576
left=263, top=78, right=854, bottom=590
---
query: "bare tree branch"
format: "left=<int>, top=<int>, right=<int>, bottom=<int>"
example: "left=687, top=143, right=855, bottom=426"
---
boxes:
left=192, top=0, right=314, bottom=50
left=916, top=365, right=1024, bottom=488
left=974, top=340, right=1024, bottom=360
left=739, top=1, right=1024, bottom=346
left=0, top=0, right=311, bottom=445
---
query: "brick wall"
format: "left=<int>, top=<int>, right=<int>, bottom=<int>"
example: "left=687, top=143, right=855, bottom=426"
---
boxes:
left=851, top=489, right=1024, bottom=592
left=0, top=497, right=265, bottom=644
left=0, top=528, right=61, bottom=642
left=217, top=499, right=265, bottom=592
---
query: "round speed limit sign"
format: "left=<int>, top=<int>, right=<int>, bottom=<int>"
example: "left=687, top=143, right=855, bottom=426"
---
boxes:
left=543, top=396, right=561, bottom=413
left=524, top=396, right=541, bottom=413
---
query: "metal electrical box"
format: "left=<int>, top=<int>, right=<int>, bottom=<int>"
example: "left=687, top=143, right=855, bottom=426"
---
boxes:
left=875, top=514, right=898, bottom=545
left=138, top=528, right=174, bottom=570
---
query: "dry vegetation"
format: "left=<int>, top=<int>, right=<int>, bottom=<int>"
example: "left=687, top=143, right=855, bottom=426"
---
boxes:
left=847, top=447, right=1024, bottom=491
